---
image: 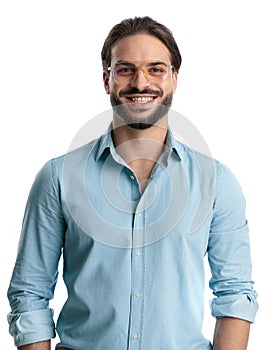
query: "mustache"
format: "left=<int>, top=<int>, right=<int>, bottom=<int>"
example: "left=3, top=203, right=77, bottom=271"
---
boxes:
left=119, top=87, right=163, bottom=98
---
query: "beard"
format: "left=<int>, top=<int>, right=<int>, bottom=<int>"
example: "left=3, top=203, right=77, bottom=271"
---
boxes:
left=110, top=88, right=173, bottom=130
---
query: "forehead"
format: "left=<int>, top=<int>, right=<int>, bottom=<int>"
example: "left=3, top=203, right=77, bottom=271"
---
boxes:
left=111, top=34, right=171, bottom=63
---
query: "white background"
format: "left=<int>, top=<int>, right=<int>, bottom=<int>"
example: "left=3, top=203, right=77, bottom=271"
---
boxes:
left=1, top=0, right=279, bottom=348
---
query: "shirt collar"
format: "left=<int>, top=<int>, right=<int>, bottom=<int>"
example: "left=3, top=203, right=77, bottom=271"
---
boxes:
left=95, top=123, right=114, bottom=161
left=164, top=127, right=183, bottom=161
left=95, top=123, right=183, bottom=162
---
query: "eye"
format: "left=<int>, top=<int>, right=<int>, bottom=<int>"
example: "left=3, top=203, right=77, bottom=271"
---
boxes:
left=115, top=65, right=136, bottom=76
left=148, top=65, right=167, bottom=75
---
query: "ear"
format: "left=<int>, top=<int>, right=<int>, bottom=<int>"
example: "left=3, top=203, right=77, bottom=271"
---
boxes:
left=103, top=71, right=110, bottom=94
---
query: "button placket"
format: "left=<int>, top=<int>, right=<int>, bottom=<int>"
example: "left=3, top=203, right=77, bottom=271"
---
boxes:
left=128, top=195, right=146, bottom=350
left=133, top=333, right=139, bottom=340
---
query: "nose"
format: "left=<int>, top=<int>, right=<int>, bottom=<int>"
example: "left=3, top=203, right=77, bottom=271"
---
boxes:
left=130, top=68, right=150, bottom=89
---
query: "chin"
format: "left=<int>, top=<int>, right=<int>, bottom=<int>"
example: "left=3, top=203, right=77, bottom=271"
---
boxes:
left=127, top=122, right=153, bottom=130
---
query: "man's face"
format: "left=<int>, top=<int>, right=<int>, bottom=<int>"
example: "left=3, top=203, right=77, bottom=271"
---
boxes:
left=103, top=34, right=178, bottom=129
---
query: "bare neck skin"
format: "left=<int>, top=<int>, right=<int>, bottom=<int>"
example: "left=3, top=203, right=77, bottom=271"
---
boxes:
left=112, top=115, right=168, bottom=192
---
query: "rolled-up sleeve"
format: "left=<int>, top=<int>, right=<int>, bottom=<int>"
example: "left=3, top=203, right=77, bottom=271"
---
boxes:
left=7, top=159, right=66, bottom=346
left=208, top=163, right=259, bottom=323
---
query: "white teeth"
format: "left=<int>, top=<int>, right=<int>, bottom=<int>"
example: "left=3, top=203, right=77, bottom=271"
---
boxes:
left=131, top=97, right=153, bottom=103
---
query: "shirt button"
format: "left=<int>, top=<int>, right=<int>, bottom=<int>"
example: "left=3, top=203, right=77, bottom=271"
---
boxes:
left=133, top=333, right=139, bottom=340
left=135, top=291, right=141, bottom=298
left=136, top=251, right=141, bottom=257
left=137, top=212, right=142, bottom=217
left=130, top=175, right=135, bottom=180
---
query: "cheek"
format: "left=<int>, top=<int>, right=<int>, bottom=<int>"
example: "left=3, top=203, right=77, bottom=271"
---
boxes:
left=162, top=82, right=175, bottom=96
left=108, top=79, right=119, bottom=94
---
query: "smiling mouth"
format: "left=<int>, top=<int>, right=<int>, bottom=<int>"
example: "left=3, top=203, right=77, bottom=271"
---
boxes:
left=127, top=96, right=156, bottom=104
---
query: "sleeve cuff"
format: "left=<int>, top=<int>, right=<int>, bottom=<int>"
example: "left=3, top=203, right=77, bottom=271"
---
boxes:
left=8, top=308, right=56, bottom=347
left=210, top=291, right=259, bottom=323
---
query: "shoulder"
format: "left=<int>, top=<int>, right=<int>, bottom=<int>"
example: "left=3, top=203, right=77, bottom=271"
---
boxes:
left=174, top=136, right=243, bottom=192
left=30, top=137, right=102, bottom=194
left=46, top=137, right=102, bottom=174
left=173, top=137, right=219, bottom=186
left=174, top=136, right=247, bottom=221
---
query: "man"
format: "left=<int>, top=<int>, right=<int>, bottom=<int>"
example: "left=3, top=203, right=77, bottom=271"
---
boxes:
left=7, top=16, right=258, bottom=349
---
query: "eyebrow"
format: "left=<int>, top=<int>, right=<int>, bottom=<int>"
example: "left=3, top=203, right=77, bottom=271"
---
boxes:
left=114, top=60, right=168, bottom=66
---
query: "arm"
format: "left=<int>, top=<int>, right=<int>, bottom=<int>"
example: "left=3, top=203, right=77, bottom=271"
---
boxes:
left=7, top=160, right=66, bottom=347
left=18, top=340, right=51, bottom=350
left=213, top=317, right=250, bottom=350
left=208, top=163, right=258, bottom=345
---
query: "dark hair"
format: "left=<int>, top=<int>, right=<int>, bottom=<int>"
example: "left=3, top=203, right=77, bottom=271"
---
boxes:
left=101, top=16, right=182, bottom=73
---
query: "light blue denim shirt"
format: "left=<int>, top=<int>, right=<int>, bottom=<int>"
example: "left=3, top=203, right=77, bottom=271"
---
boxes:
left=7, top=126, right=258, bottom=349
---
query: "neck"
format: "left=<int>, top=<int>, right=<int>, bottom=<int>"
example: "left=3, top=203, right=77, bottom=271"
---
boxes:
left=111, top=115, right=168, bottom=191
